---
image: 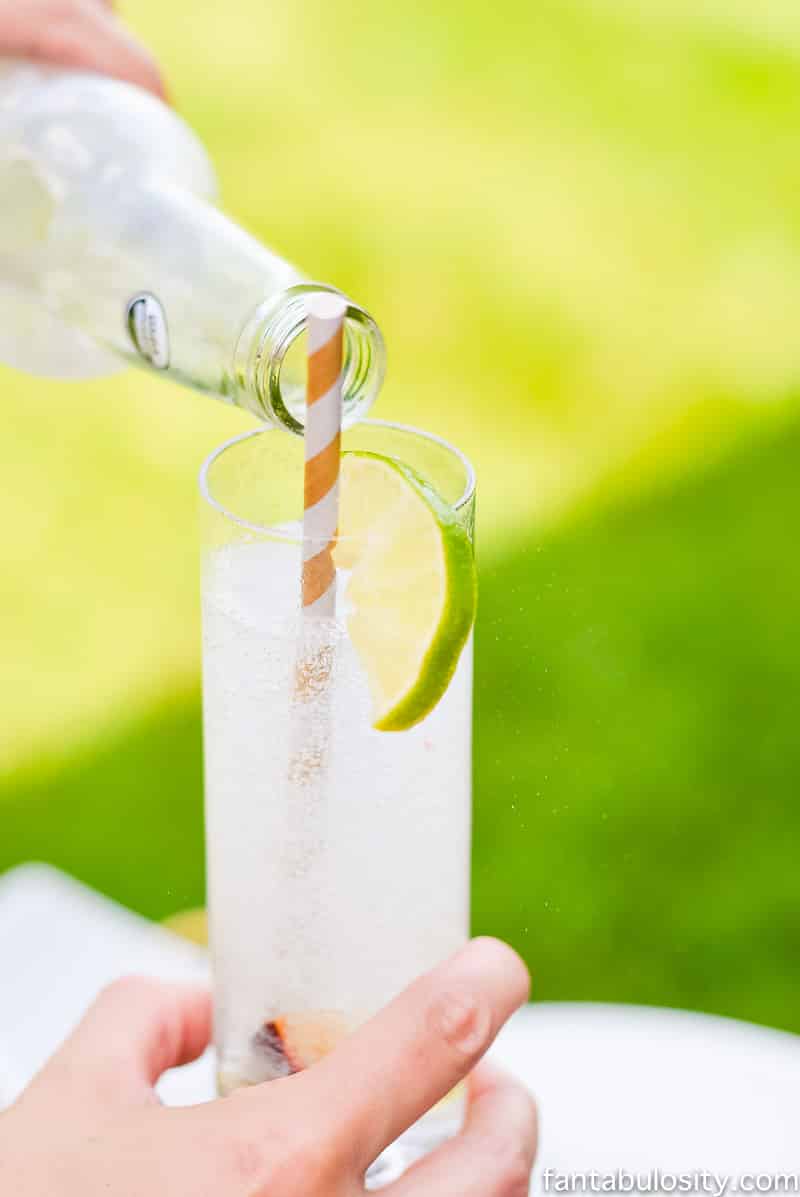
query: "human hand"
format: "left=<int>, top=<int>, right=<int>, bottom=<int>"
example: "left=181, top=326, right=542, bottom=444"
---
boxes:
left=0, top=0, right=166, bottom=100
left=0, top=938, right=536, bottom=1196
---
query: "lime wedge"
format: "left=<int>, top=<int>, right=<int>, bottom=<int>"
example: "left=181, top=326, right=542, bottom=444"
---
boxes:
left=334, top=451, right=476, bottom=732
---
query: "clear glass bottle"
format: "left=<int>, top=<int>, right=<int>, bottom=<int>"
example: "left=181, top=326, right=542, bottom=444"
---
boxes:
left=0, top=61, right=385, bottom=430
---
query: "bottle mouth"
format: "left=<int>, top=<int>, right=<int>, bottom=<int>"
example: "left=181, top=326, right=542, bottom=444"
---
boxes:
left=241, top=283, right=386, bottom=434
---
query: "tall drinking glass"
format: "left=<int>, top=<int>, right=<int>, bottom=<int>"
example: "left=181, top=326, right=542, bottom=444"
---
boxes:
left=200, top=420, right=475, bottom=1176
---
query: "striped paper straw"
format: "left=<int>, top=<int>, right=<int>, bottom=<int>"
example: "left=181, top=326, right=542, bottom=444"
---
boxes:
left=302, top=293, right=346, bottom=616
left=277, top=296, right=346, bottom=1014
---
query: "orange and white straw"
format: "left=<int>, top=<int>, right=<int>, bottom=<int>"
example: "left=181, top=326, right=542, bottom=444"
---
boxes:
left=302, top=293, right=346, bottom=615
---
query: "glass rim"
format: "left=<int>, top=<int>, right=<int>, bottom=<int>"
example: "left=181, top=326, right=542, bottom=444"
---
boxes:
left=198, top=418, right=477, bottom=541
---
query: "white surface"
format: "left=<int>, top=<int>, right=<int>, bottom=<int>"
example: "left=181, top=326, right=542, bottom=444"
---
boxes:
left=0, top=864, right=210, bottom=1108
left=1, top=863, right=798, bottom=1182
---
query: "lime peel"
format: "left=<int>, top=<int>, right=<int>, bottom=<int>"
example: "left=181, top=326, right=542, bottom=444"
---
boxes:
left=335, top=451, right=476, bottom=732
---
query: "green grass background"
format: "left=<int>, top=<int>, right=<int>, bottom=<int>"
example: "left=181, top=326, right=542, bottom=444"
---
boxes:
left=2, top=0, right=800, bottom=1030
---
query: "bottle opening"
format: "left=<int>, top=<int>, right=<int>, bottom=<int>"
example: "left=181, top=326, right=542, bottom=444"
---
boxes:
left=239, top=284, right=386, bottom=434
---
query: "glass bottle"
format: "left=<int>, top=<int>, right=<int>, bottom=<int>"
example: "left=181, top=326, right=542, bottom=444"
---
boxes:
left=0, top=61, right=385, bottom=431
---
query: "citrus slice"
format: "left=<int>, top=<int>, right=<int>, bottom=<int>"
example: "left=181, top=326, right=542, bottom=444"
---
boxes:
left=334, top=451, right=476, bottom=732
left=254, top=1011, right=348, bottom=1075
left=162, top=907, right=208, bottom=946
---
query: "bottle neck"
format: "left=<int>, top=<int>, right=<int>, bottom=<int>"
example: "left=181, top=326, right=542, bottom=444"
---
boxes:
left=234, top=282, right=386, bottom=432
left=115, top=186, right=385, bottom=432
left=0, top=66, right=387, bottom=421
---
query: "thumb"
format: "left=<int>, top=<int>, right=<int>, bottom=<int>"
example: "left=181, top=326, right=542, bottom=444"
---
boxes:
left=305, top=938, right=530, bottom=1174
left=0, top=0, right=168, bottom=102
left=26, top=976, right=211, bottom=1111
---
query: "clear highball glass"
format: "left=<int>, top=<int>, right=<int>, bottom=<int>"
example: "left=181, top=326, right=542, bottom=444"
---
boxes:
left=199, top=421, right=476, bottom=1184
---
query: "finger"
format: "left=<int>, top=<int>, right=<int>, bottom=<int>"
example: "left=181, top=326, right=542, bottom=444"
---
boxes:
left=385, top=1062, right=538, bottom=1196
left=39, top=976, right=211, bottom=1107
left=308, top=938, right=530, bottom=1171
left=0, top=0, right=168, bottom=101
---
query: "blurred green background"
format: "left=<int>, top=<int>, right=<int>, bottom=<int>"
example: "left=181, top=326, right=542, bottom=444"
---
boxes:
left=2, top=0, right=799, bottom=1031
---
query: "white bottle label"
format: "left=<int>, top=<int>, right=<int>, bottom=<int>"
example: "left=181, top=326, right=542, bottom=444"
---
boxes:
left=126, top=292, right=170, bottom=370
